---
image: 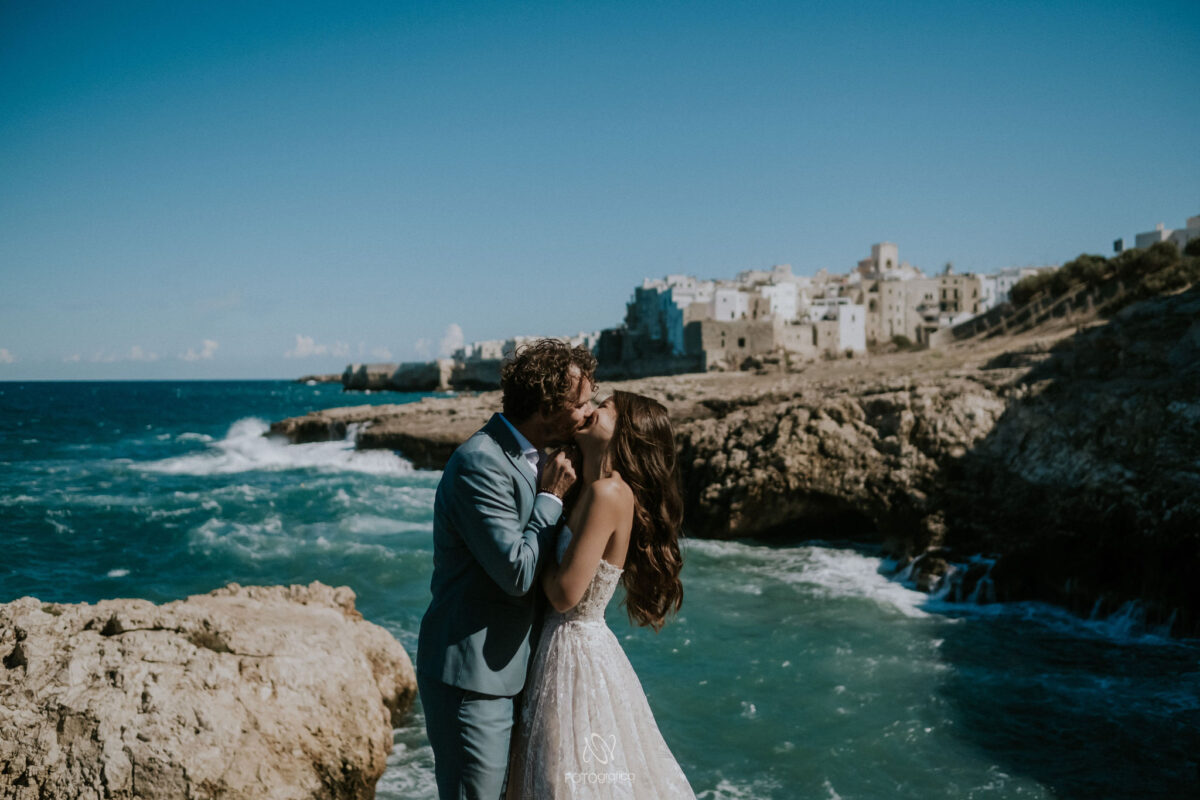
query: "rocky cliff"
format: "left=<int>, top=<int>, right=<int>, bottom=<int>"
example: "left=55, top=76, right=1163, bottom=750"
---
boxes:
left=0, top=582, right=417, bottom=800
left=674, top=285, right=1200, bottom=632
left=939, top=284, right=1200, bottom=632
left=269, top=287, right=1200, bottom=634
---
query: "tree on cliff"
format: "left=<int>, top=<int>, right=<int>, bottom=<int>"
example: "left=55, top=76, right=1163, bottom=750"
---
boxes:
left=1009, top=241, right=1199, bottom=309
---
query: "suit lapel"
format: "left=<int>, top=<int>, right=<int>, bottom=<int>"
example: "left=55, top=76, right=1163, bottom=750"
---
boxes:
left=484, top=414, right=537, bottom=497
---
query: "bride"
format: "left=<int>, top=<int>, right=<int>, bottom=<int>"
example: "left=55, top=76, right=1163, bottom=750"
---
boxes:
left=506, top=391, right=697, bottom=798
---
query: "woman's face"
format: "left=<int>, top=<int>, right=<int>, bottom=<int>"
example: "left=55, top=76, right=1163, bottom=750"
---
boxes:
left=575, top=395, right=617, bottom=445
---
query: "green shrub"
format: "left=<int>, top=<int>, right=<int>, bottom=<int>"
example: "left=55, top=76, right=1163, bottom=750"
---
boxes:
left=1053, top=254, right=1110, bottom=294
left=1131, top=255, right=1200, bottom=301
left=1011, top=271, right=1055, bottom=306
left=1117, top=241, right=1179, bottom=282
left=1011, top=241, right=1197, bottom=312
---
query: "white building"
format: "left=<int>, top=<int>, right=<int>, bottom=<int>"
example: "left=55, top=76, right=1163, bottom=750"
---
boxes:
left=802, top=296, right=851, bottom=323
left=455, top=332, right=599, bottom=362
left=624, top=261, right=871, bottom=367
left=754, top=283, right=799, bottom=322
left=989, top=266, right=1058, bottom=306
left=711, top=284, right=750, bottom=321
left=836, top=303, right=867, bottom=353
left=978, top=275, right=1000, bottom=313
left=1134, top=215, right=1200, bottom=252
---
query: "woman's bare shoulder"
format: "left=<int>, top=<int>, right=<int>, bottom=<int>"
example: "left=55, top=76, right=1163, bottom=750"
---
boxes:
left=590, top=475, right=634, bottom=508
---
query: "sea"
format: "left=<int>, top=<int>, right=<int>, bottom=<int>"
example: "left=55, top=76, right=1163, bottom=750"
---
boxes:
left=2, top=380, right=1197, bottom=799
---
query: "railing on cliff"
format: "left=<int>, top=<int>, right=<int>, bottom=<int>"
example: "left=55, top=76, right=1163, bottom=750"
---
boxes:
left=929, top=278, right=1131, bottom=347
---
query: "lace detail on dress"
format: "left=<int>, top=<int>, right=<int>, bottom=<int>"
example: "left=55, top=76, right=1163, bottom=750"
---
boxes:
left=558, top=559, right=622, bottom=624
left=506, top=530, right=695, bottom=799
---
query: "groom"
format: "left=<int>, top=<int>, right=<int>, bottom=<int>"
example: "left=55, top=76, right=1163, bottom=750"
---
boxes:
left=416, top=338, right=597, bottom=799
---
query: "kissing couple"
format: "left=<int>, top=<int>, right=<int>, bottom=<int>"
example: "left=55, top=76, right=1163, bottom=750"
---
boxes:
left=417, top=339, right=697, bottom=798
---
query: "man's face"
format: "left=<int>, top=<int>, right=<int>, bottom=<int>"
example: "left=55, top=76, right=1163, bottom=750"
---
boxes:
left=545, top=370, right=595, bottom=444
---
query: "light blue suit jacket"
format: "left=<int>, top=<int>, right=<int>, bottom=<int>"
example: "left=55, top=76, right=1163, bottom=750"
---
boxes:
left=416, top=414, right=562, bottom=696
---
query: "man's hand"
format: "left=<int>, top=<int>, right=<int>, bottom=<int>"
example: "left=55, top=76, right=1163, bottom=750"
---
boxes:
left=538, top=450, right=576, bottom=499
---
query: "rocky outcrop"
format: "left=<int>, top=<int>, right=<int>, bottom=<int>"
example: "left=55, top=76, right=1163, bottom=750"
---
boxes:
left=269, top=287, right=1200, bottom=633
left=269, top=403, right=415, bottom=445
left=676, top=285, right=1200, bottom=632
left=939, top=285, right=1200, bottom=632
left=337, top=360, right=504, bottom=393
left=270, top=395, right=496, bottom=468
left=674, top=377, right=1008, bottom=555
left=342, top=363, right=403, bottom=392
left=0, top=582, right=416, bottom=800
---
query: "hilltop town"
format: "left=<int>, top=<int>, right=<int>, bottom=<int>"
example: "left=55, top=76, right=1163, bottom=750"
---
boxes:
left=328, top=213, right=1200, bottom=392
left=276, top=235, right=1200, bottom=634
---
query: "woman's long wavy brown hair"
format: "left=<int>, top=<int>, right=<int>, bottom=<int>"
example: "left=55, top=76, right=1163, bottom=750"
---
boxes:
left=609, top=391, right=684, bottom=632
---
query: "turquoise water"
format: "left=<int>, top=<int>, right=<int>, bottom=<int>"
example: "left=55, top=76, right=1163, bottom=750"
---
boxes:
left=2, top=381, right=1197, bottom=799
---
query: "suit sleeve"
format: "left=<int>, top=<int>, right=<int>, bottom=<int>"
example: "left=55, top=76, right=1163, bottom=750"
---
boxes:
left=447, top=451, right=562, bottom=597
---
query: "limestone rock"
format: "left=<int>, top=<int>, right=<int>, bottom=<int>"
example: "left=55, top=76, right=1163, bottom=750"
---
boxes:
left=342, top=363, right=397, bottom=392
left=267, top=288, right=1200, bottom=633
left=268, top=403, right=414, bottom=446
left=675, top=378, right=1007, bottom=551
left=0, top=582, right=416, bottom=800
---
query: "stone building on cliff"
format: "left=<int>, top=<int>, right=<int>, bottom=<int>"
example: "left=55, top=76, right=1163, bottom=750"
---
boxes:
left=604, top=263, right=867, bottom=375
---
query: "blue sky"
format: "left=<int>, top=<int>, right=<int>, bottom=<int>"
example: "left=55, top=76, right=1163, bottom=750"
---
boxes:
left=2, top=0, right=1197, bottom=379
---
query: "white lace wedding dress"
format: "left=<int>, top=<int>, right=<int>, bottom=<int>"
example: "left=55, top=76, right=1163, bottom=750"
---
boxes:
left=506, top=528, right=696, bottom=799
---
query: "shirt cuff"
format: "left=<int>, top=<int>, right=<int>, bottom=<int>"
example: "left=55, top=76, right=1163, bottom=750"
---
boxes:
left=536, top=491, right=564, bottom=509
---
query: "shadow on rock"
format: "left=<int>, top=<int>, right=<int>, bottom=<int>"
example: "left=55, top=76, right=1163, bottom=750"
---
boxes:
left=937, top=284, right=1200, bottom=636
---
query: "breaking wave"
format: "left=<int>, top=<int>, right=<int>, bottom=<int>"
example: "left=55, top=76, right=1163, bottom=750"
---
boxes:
left=685, top=538, right=930, bottom=619
left=136, top=418, right=412, bottom=476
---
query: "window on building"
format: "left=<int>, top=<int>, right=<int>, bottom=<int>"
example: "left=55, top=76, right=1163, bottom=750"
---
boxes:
left=737, top=337, right=746, bottom=348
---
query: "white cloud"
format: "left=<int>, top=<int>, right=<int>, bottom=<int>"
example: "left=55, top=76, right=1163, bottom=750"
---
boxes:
left=128, top=345, right=159, bottom=362
left=371, top=347, right=394, bottom=360
left=285, top=335, right=322, bottom=358
left=439, top=323, right=464, bottom=357
left=0, top=348, right=15, bottom=364
left=285, top=334, right=350, bottom=359
left=63, top=354, right=81, bottom=363
left=181, top=339, right=219, bottom=361
left=414, top=338, right=432, bottom=359
left=90, top=351, right=118, bottom=363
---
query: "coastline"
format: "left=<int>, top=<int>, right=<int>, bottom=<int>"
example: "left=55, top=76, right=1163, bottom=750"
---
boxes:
left=272, top=285, right=1200, bottom=636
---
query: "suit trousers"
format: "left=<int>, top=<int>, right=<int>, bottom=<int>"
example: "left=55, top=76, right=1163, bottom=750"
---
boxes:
left=418, top=671, right=516, bottom=800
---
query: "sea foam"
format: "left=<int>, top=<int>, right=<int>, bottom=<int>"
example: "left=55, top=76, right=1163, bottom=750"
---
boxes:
left=686, top=538, right=930, bottom=619
left=136, top=418, right=413, bottom=476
